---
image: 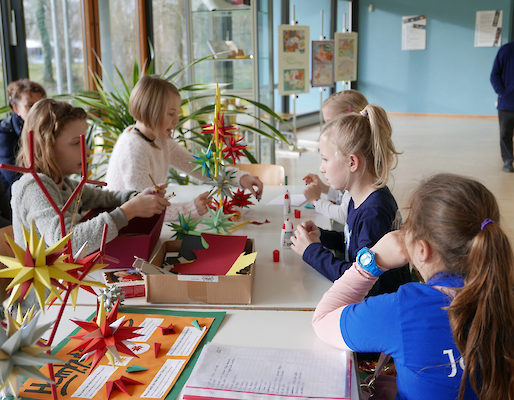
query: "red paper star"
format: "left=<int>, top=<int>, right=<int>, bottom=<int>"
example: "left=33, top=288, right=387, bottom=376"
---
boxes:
left=201, top=114, right=237, bottom=142
left=68, top=300, right=143, bottom=373
left=106, top=376, right=142, bottom=399
left=223, top=136, right=247, bottom=164
left=209, top=197, right=236, bottom=216
left=230, top=188, right=254, bottom=208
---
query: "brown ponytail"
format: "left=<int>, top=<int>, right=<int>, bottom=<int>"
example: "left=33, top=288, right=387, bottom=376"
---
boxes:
left=404, top=174, right=514, bottom=400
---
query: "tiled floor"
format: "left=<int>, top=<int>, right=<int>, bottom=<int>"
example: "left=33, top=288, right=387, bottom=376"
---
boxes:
left=277, top=115, right=514, bottom=241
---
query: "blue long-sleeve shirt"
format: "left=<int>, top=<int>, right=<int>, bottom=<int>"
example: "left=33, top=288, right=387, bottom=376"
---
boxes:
left=490, top=41, right=514, bottom=110
left=303, top=187, right=411, bottom=294
left=0, top=113, right=24, bottom=192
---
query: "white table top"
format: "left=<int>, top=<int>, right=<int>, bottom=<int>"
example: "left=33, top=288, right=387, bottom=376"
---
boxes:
left=72, top=185, right=334, bottom=311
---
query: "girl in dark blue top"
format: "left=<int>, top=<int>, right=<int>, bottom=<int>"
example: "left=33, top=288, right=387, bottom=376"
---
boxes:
left=313, top=174, right=514, bottom=399
left=291, top=104, right=410, bottom=295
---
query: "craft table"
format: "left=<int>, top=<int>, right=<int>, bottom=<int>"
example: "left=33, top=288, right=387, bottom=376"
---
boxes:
left=73, top=184, right=334, bottom=311
left=39, top=305, right=362, bottom=400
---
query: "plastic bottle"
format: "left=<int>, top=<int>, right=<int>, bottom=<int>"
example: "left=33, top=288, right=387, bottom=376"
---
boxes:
left=281, top=218, right=294, bottom=248
left=283, top=190, right=291, bottom=216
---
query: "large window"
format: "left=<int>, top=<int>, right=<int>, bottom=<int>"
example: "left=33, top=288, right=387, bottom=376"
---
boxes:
left=152, top=0, right=187, bottom=86
left=23, top=0, right=85, bottom=95
left=98, top=0, right=138, bottom=88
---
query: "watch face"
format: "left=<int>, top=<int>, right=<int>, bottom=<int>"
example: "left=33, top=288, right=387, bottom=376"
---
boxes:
left=359, top=251, right=372, bottom=266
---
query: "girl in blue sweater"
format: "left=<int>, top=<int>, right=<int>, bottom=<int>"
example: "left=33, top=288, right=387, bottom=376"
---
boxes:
left=291, top=105, right=410, bottom=295
left=313, top=174, right=514, bottom=399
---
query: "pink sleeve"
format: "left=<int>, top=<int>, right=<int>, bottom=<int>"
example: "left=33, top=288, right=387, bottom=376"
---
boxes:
left=312, top=263, right=378, bottom=350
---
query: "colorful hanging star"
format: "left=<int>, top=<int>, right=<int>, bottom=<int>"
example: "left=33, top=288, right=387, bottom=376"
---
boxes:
left=230, top=188, right=254, bottom=208
left=207, top=168, right=236, bottom=199
left=223, top=135, right=247, bottom=164
left=201, top=116, right=237, bottom=141
left=0, top=310, right=62, bottom=397
left=167, top=213, right=201, bottom=240
left=0, top=222, right=86, bottom=310
left=191, top=147, right=215, bottom=178
left=68, top=299, right=143, bottom=374
left=201, top=208, right=234, bottom=234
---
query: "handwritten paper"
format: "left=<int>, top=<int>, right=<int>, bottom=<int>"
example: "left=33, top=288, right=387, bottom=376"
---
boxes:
left=136, top=318, right=164, bottom=341
left=141, top=359, right=186, bottom=398
left=167, top=326, right=207, bottom=357
left=183, top=344, right=351, bottom=400
left=71, top=365, right=118, bottom=399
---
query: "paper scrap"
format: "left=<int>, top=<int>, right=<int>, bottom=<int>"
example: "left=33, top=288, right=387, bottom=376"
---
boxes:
left=71, top=365, right=118, bottom=399
left=225, top=252, right=257, bottom=275
left=140, top=359, right=187, bottom=398
left=126, top=365, right=149, bottom=373
left=167, top=326, right=207, bottom=357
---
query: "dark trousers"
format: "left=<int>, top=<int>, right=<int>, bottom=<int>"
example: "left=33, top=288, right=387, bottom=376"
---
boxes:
left=498, top=109, right=514, bottom=163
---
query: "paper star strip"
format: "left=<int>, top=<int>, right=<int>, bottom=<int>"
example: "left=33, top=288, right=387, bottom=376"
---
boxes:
left=0, top=310, right=62, bottom=397
left=105, top=375, right=142, bottom=399
left=0, top=222, right=85, bottom=309
left=68, top=299, right=143, bottom=374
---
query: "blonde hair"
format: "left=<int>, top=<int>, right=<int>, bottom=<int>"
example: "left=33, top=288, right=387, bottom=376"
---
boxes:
left=322, top=89, right=368, bottom=120
left=321, top=104, right=399, bottom=188
left=129, top=75, right=180, bottom=130
left=17, top=98, right=87, bottom=184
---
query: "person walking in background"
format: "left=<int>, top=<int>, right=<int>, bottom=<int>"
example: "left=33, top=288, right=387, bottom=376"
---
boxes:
left=490, top=41, right=514, bottom=173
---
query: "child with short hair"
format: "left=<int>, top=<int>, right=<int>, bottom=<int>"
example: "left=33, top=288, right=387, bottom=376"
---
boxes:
left=312, top=174, right=514, bottom=399
left=291, top=104, right=411, bottom=295
left=11, top=98, right=168, bottom=252
left=105, top=75, right=263, bottom=221
left=303, top=89, right=368, bottom=225
left=0, top=79, right=46, bottom=191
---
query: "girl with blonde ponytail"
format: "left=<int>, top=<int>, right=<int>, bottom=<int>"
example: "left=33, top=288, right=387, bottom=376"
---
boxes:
left=312, top=173, right=514, bottom=399
left=292, top=104, right=411, bottom=297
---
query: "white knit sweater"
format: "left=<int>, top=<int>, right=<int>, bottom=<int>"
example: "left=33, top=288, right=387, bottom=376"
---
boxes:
left=105, top=126, right=247, bottom=221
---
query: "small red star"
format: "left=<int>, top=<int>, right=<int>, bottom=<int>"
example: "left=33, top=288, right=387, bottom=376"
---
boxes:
left=106, top=376, right=142, bottom=399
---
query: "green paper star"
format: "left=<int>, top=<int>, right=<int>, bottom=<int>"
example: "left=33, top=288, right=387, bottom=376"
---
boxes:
left=167, top=213, right=201, bottom=239
left=200, top=208, right=234, bottom=234
left=190, top=148, right=215, bottom=178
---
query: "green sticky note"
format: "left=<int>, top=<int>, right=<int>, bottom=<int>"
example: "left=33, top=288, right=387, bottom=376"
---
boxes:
left=126, top=365, right=148, bottom=373
left=191, top=320, right=201, bottom=330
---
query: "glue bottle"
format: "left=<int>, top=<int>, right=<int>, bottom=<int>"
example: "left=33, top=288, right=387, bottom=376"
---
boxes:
left=281, top=218, right=294, bottom=248
left=283, top=190, right=291, bottom=216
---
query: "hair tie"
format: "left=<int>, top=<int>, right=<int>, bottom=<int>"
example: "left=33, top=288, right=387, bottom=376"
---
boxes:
left=360, top=109, right=368, bottom=118
left=480, top=218, right=494, bottom=230
left=348, top=104, right=353, bottom=113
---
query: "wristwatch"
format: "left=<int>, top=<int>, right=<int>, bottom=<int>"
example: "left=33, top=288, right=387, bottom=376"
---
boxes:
left=356, top=247, right=384, bottom=277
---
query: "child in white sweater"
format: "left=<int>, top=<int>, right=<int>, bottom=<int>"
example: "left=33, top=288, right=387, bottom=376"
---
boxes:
left=105, top=75, right=263, bottom=221
left=11, top=99, right=168, bottom=253
left=303, top=90, right=368, bottom=226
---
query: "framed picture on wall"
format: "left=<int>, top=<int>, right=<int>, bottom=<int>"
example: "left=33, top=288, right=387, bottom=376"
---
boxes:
left=334, top=32, right=358, bottom=82
left=278, top=25, right=310, bottom=95
left=312, top=40, right=335, bottom=87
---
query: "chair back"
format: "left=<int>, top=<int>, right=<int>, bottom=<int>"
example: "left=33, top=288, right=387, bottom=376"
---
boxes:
left=0, top=225, right=13, bottom=303
left=235, top=164, right=285, bottom=185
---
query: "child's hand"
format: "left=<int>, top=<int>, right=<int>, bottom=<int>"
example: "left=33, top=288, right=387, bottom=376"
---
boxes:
left=291, top=224, right=321, bottom=257
left=194, top=191, right=210, bottom=216
left=239, top=175, right=263, bottom=200
left=304, top=183, right=322, bottom=204
left=120, top=193, right=169, bottom=220
left=370, top=231, right=409, bottom=270
left=141, top=184, right=167, bottom=197
left=300, top=220, right=321, bottom=238
left=302, top=173, right=329, bottom=193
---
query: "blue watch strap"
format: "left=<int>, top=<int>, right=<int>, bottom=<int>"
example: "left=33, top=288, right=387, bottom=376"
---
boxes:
left=356, top=247, right=384, bottom=277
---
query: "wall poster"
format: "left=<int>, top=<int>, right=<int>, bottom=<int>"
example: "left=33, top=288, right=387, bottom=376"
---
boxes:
left=278, top=25, right=310, bottom=95
left=402, top=15, right=427, bottom=51
left=334, top=32, right=358, bottom=81
left=312, top=40, right=335, bottom=87
left=474, top=10, right=503, bottom=47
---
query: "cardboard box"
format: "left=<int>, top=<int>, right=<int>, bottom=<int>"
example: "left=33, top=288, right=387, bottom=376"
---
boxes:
left=103, top=269, right=146, bottom=298
left=143, top=239, right=255, bottom=304
left=82, top=209, right=165, bottom=269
